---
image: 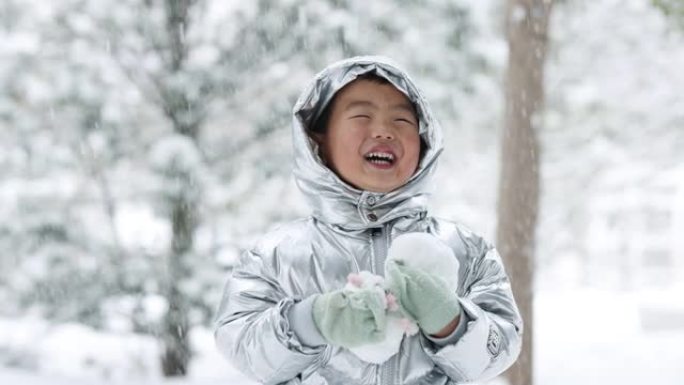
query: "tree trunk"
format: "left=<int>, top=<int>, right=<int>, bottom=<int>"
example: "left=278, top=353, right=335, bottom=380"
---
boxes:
left=161, top=197, right=195, bottom=376
left=160, top=0, right=198, bottom=377
left=498, top=1, right=553, bottom=385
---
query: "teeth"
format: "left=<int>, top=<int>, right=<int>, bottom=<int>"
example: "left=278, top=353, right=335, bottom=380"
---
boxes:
left=365, top=152, right=394, bottom=162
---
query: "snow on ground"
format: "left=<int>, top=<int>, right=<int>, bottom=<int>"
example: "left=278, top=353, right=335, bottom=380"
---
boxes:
left=535, top=288, right=684, bottom=385
left=2, top=288, right=683, bottom=384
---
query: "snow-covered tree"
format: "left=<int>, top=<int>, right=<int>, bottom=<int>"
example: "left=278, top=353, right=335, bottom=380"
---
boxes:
left=1, top=0, right=486, bottom=377
left=653, top=0, right=684, bottom=29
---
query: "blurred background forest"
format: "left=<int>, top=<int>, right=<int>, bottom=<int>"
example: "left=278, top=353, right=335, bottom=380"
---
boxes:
left=0, top=0, right=683, bottom=384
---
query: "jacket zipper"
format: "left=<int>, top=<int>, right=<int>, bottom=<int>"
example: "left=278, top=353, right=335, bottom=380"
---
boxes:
left=370, top=226, right=396, bottom=385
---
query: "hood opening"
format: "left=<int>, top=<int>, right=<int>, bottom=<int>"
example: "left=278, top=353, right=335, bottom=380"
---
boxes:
left=291, top=56, right=443, bottom=229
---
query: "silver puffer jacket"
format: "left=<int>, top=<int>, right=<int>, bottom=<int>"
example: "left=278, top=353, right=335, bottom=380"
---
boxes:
left=214, top=56, right=522, bottom=385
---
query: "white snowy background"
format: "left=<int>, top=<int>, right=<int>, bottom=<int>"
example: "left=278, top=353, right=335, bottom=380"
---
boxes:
left=1, top=0, right=683, bottom=384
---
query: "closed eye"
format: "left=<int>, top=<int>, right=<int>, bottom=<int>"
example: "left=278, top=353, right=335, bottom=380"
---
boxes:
left=396, top=118, right=416, bottom=125
left=351, top=115, right=371, bottom=119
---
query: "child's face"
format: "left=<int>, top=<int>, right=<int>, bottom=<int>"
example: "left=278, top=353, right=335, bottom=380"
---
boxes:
left=316, top=79, right=421, bottom=193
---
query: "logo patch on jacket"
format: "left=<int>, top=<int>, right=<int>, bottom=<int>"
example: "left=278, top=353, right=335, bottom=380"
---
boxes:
left=486, top=327, right=501, bottom=357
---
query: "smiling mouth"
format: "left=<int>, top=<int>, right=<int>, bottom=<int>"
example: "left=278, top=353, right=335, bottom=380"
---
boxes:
left=364, top=152, right=396, bottom=167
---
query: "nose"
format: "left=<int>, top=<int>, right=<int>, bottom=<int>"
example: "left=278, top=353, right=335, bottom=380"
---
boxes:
left=371, top=121, right=394, bottom=140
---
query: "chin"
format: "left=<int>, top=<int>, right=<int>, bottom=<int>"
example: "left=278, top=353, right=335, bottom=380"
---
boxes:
left=363, top=183, right=402, bottom=193
left=366, top=187, right=391, bottom=193
left=351, top=174, right=411, bottom=193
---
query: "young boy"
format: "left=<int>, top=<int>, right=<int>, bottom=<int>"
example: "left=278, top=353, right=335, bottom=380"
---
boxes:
left=214, top=56, right=522, bottom=384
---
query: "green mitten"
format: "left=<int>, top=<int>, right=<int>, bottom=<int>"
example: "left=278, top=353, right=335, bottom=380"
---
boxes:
left=385, top=260, right=461, bottom=335
left=312, top=287, right=387, bottom=348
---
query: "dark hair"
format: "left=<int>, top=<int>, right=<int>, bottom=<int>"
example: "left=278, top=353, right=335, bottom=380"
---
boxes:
left=310, top=73, right=393, bottom=134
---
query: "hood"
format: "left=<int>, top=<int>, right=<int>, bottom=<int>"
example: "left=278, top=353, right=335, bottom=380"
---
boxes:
left=291, top=56, right=444, bottom=231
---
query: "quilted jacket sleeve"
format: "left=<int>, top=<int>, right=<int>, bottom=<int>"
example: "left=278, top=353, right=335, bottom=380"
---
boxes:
left=420, top=226, right=523, bottom=383
left=214, top=247, right=329, bottom=384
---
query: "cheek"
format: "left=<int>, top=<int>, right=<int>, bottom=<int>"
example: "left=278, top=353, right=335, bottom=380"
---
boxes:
left=326, top=127, right=365, bottom=169
left=333, top=126, right=364, bottom=153
left=403, top=134, right=422, bottom=169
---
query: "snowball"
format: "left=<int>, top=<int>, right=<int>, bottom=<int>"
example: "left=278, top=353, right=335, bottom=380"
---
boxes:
left=341, top=233, right=459, bottom=364
left=386, top=232, right=460, bottom=292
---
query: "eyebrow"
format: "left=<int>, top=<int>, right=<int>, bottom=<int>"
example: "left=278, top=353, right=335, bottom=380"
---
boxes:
left=344, top=100, right=416, bottom=115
